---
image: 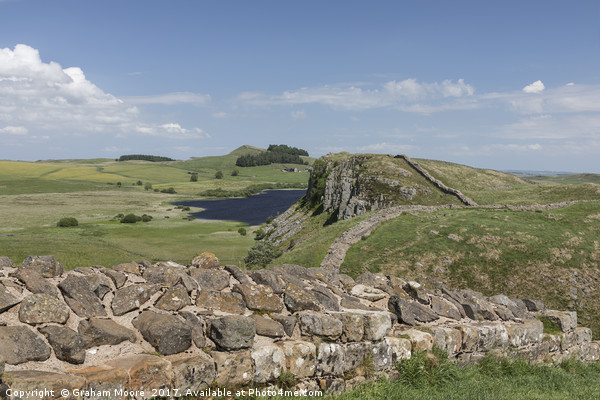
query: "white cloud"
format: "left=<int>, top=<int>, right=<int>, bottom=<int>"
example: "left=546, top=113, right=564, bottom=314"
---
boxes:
left=357, top=142, right=418, bottom=153
left=124, top=92, right=210, bottom=105
left=0, top=125, right=27, bottom=135
left=0, top=44, right=208, bottom=144
left=522, top=80, right=545, bottom=93
left=212, top=111, right=231, bottom=119
left=290, top=110, right=306, bottom=120
left=237, top=78, right=475, bottom=112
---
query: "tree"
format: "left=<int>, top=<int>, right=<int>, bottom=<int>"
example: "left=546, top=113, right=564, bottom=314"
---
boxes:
left=244, top=241, right=281, bottom=269
left=144, top=182, right=153, bottom=191
left=231, top=169, right=239, bottom=176
left=215, top=171, right=223, bottom=179
left=136, top=180, right=143, bottom=186
left=120, top=214, right=138, bottom=223
left=190, top=173, right=198, bottom=182
left=57, top=217, right=78, bottom=227
left=238, top=227, right=247, bottom=236
left=116, top=182, right=122, bottom=188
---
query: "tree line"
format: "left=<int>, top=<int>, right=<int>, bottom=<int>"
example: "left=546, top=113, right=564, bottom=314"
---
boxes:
left=117, top=154, right=175, bottom=162
left=235, top=145, right=309, bottom=167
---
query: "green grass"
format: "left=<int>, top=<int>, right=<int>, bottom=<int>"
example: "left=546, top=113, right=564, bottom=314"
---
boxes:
left=516, top=173, right=600, bottom=185
left=416, top=158, right=600, bottom=205
left=340, top=201, right=600, bottom=336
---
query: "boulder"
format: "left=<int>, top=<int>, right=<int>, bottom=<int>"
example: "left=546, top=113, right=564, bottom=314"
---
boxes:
left=107, top=354, right=173, bottom=391
left=82, top=273, right=113, bottom=300
left=111, top=262, right=140, bottom=275
left=224, top=265, right=251, bottom=285
left=170, top=354, right=216, bottom=392
left=195, top=290, right=246, bottom=314
left=403, top=281, right=430, bottom=305
left=385, top=337, right=412, bottom=364
left=372, top=339, right=392, bottom=370
left=253, top=314, right=285, bottom=338
left=212, top=350, right=254, bottom=386
left=338, top=274, right=356, bottom=291
left=14, top=268, right=58, bottom=297
left=343, top=342, right=371, bottom=374
left=340, top=294, right=374, bottom=311
left=394, top=328, right=433, bottom=352
left=78, top=317, right=137, bottom=348
left=252, top=345, right=285, bottom=383
left=0, top=283, right=20, bottom=313
left=189, top=268, right=230, bottom=291
left=284, top=283, right=321, bottom=312
left=132, top=310, right=192, bottom=355
left=0, top=325, right=51, bottom=364
left=430, top=295, right=462, bottom=320
left=233, top=283, right=283, bottom=312
left=388, top=296, right=438, bottom=325
left=350, top=284, right=386, bottom=301
left=312, top=286, right=340, bottom=311
left=111, top=283, right=159, bottom=316
left=250, top=269, right=286, bottom=294
left=522, top=298, right=545, bottom=312
left=58, top=274, right=106, bottom=318
left=298, top=311, right=343, bottom=340
left=18, top=293, right=70, bottom=325
left=179, top=311, right=206, bottom=348
left=430, top=326, right=462, bottom=355
left=191, top=252, right=220, bottom=269
left=271, top=314, right=297, bottom=337
left=544, top=310, right=577, bottom=332
left=143, top=265, right=197, bottom=292
left=1, top=370, right=85, bottom=400
left=99, top=267, right=127, bottom=289
left=38, top=325, right=86, bottom=364
left=19, top=255, right=63, bottom=278
left=154, top=286, right=191, bottom=311
left=0, top=256, right=13, bottom=268
left=209, top=315, right=255, bottom=351
left=278, top=340, right=317, bottom=378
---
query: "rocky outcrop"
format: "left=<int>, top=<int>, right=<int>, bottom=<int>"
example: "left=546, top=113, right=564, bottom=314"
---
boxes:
left=0, top=254, right=598, bottom=397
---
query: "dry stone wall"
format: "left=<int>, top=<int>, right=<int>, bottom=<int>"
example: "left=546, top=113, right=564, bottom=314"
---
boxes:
left=0, top=254, right=598, bottom=399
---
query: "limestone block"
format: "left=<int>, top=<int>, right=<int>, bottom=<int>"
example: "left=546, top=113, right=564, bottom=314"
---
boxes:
left=209, top=315, right=255, bottom=351
left=170, top=354, right=216, bottom=392
left=337, top=313, right=364, bottom=342
left=278, top=340, right=316, bottom=378
left=430, top=296, right=462, bottom=320
left=363, top=312, right=392, bottom=341
left=2, top=371, right=85, bottom=400
left=68, top=365, right=129, bottom=400
left=252, top=315, right=285, bottom=338
left=107, top=354, right=173, bottom=393
left=372, top=340, right=392, bottom=371
left=251, top=345, right=285, bottom=383
left=213, top=350, right=254, bottom=386
left=394, top=328, right=433, bottom=352
left=284, top=283, right=321, bottom=312
left=430, top=326, right=461, bottom=355
left=451, top=324, right=479, bottom=352
left=505, top=319, right=543, bottom=348
left=343, top=342, right=372, bottom=374
left=316, top=343, right=344, bottom=376
left=298, top=311, right=343, bottom=340
left=474, top=323, right=509, bottom=351
left=544, top=310, right=577, bottom=333
left=350, top=284, right=386, bottom=301
left=384, top=336, right=411, bottom=365
left=233, top=283, right=283, bottom=312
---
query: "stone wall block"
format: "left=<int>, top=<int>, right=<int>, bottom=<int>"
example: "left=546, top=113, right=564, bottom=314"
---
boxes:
left=278, top=340, right=316, bottom=378
left=316, top=343, right=344, bottom=376
left=251, top=345, right=285, bottom=383
left=213, top=350, right=254, bottom=387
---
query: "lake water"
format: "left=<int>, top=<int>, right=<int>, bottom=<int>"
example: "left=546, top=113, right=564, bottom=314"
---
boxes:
left=173, top=189, right=306, bottom=225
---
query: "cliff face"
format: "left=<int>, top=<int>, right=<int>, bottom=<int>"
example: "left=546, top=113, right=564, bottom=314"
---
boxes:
left=309, top=154, right=462, bottom=221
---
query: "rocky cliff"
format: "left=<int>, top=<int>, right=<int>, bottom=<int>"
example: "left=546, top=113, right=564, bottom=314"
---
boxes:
left=0, top=254, right=597, bottom=399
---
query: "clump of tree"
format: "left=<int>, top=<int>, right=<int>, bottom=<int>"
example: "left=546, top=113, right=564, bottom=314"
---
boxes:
left=190, top=173, right=198, bottom=182
left=118, top=154, right=175, bottom=162
left=235, top=144, right=309, bottom=167
left=267, top=144, right=309, bottom=156
left=57, top=217, right=79, bottom=227
left=120, top=213, right=153, bottom=223
left=238, top=227, right=247, bottom=236
left=160, top=187, right=177, bottom=194
left=144, top=182, right=153, bottom=191
left=244, top=241, right=281, bottom=269
left=198, top=182, right=305, bottom=198
left=215, top=171, right=224, bottom=179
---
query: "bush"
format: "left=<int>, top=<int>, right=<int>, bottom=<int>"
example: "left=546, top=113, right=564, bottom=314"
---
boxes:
left=57, top=217, right=79, bottom=227
left=141, top=214, right=153, bottom=222
left=254, top=228, right=267, bottom=240
left=144, top=182, right=153, bottom=191
left=120, top=214, right=139, bottom=223
left=136, top=180, right=143, bottom=186
left=215, top=171, right=223, bottom=179
left=160, top=187, right=177, bottom=194
left=231, top=169, right=239, bottom=176
left=190, top=174, right=198, bottom=182
left=244, top=241, right=281, bottom=269
left=238, top=227, right=247, bottom=236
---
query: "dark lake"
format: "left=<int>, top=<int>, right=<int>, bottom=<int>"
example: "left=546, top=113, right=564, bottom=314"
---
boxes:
left=173, top=190, right=305, bottom=225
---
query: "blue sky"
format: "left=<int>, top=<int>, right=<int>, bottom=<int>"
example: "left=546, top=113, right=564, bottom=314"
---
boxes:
left=1, top=1, right=599, bottom=172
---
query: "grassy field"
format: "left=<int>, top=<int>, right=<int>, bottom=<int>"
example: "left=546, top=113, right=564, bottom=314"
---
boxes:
left=516, top=173, right=600, bottom=185
left=340, top=201, right=600, bottom=336
left=0, top=145, right=310, bottom=268
left=416, top=158, right=600, bottom=205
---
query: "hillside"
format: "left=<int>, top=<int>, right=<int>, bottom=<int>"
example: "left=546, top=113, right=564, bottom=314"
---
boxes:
left=266, top=151, right=600, bottom=337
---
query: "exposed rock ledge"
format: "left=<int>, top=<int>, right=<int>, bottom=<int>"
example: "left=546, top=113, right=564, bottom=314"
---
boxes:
left=0, top=254, right=597, bottom=399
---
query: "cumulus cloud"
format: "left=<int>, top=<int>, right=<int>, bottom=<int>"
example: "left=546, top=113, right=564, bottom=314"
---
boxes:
left=357, top=142, right=418, bottom=153
left=237, top=78, right=475, bottom=111
left=0, top=44, right=208, bottom=144
left=522, top=80, right=545, bottom=93
left=134, top=123, right=210, bottom=139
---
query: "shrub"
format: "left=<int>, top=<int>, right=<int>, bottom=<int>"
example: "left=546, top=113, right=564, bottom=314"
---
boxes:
left=120, top=214, right=139, bottom=223
left=136, top=180, right=143, bottom=186
left=190, top=174, right=198, bottom=182
left=231, top=169, right=239, bottom=177
left=57, top=217, right=79, bottom=227
left=160, top=187, right=177, bottom=194
left=144, top=182, right=153, bottom=191
left=244, top=241, right=281, bottom=269
left=215, top=171, right=223, bottom=179
left=116, top=182, right=122, bottom=188
left=238, top=227, right=247, bottom=236
left=254, top=228, right=267, bottom=240
left=141, top=214, right=153, bottom=222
